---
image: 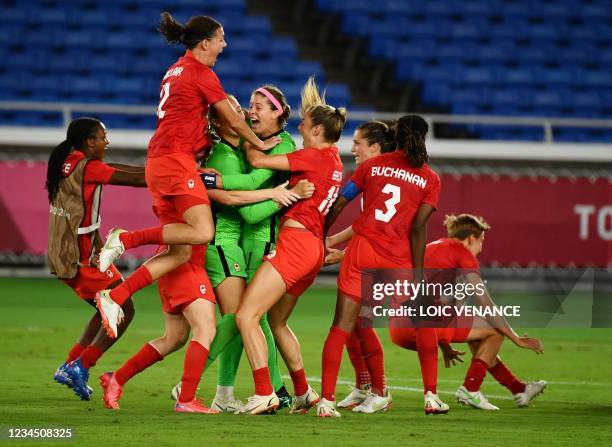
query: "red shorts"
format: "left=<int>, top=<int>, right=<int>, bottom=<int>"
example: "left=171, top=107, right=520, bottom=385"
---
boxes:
left=62, top=264, right=122, bottom=300
left=265, top=227, right=324, bottom=297
left=157, top=246, right=216, bottom=314
left=388, top=326, right=471, bottom=350
left=146, top=152, right=210, bottom=225
left=338, top=234, right=411, bottom=303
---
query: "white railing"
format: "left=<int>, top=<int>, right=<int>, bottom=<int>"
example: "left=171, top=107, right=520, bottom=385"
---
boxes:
left=1, top=101, right=612, bottom=162
left=2, top=100, right=612, bottom=143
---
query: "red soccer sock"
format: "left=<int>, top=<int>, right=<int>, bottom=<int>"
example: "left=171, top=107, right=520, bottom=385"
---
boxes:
left=119, top=227, right=164, bottom=251
left=109, top=265, right=153, bottom=306
left=253, top=367, right=273, bottom=396
left=464, top=358, right=489, bottom=392
left=115, top=343, right=163, bottom=386
left=357, top=327, right=386, bottom=395
left=489, top=361, right=526, bottom=395
left=321, top=326, right=350, bottom=401
left=346, top=332, right=371, bottom=389
left=178, top=340, right=209, bottom=403
left=79, top=346, right=104, bottom=369
left=289, top=368, right=309, bottom=397
left=416, top=328, right=438, bottom=394
left=66, top=342, right=85, bottom=363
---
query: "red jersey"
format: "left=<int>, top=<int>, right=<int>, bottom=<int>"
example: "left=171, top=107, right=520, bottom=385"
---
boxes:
left=148, top=51, right=227, bottom=159
left=350, top=150, right=440, bottom=264
left=284, top=147, right=344, bottom=238
left=62, top=151, right=116, bottom=263
left=425, top=237, right=480, bottom=285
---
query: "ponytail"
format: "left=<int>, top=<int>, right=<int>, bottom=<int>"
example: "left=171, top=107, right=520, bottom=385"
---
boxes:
left=159, top=12, right=221, bottom=50
left=46, top=117, right=102, bottom=203
left=396, top=114, right=429, bottom=168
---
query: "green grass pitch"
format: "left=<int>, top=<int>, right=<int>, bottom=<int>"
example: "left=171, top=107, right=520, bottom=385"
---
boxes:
left=1, top=277, right=611, bottom=446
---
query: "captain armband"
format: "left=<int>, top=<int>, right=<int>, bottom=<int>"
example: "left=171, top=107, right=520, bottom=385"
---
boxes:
left=340, top=180, right=360, bottom=201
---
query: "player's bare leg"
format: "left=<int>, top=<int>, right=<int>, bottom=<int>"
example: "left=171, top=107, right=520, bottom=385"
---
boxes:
left=101, top=312, right=189, bottom=410
left=174, top=299, right=219, bottom=414
left=234, top=261, right=285, bottom=414
left=456, top=327, right=503, bottom=410
left=267, top=292, right=318, bottom=414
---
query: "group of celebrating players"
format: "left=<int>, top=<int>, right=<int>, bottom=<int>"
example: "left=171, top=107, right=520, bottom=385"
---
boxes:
left=46, top=12, right=546, bottom=417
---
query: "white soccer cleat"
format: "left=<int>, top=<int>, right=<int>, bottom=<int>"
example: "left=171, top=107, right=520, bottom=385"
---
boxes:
left=316, top=398, right=341, bottom=418
left=352, top=390, right=392, bottom=413
left=234, top=393, right=279, bottom=415
left=171, top=382, right=181, bottom=401
left=456, top=386, right=499, bottom=411
left=95, top=289, right=124, bottom=339
left=514, top=380, right=547, bottom=407
left=212, top=396, right=244, bottom=413
left=424, top=391, right=450, bottom=415
left=337, top=386, right=368, bottom=409
left=98, top=228, right=126, bottom=272
left=289, top=387, right=320, bottom=414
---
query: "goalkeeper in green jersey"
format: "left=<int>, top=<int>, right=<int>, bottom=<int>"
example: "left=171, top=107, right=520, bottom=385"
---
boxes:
left=172, top=93, right=313, bottom=411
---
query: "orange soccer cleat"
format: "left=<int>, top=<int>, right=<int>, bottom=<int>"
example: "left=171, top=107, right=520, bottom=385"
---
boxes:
left=175, top=398, right=220, bottom=414
left=99, top=372, right=123, bottom=410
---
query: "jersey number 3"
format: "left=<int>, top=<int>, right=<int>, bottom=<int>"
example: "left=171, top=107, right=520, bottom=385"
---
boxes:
left=375, top=183, right=400, bottom=222
left=157, top=82, right=170, bottom=119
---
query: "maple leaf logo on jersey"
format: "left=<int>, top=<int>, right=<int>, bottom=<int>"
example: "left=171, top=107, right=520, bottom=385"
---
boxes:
left=267, top=250, right=277, bottom=259
left=199, top=285, right=207, bottom=295
left=233, top=263, right=241, bottom=272
left=187, top=179, right=195, bottom=189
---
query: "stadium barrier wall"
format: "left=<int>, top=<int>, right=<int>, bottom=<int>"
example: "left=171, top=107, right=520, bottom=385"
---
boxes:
left=1, top=161, right=610, bottom=267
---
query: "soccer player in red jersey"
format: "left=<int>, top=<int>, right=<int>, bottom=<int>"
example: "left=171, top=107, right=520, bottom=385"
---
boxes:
left=94, top=12, right=280, bottom=339
left=46, top=118, right=146, bottom=401
left=324, top=121, right=396, bottom=411
left=318, top=115, right=441, bottom=417
left=389, top=214, right=545, bottom=412
left=230, top=77, right=345, bottom=414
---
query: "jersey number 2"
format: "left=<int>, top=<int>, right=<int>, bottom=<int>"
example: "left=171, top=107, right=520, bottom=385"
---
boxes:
left=157, top=83, right=170, bottom=119
left=375, top=183, right=400, bottom=222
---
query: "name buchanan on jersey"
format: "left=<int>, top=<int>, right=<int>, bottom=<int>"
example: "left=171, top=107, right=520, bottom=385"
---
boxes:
left=370, top=166, right=427, bottom=189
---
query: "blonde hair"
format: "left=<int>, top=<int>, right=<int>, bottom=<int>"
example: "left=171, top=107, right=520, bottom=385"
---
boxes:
left=300, top=76, right=346, bottom=143
left=444, top=214, right=491, bottom=240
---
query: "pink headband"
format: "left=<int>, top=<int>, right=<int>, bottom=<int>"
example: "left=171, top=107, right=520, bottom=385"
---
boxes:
left=255, top=87, right=283, bottom=113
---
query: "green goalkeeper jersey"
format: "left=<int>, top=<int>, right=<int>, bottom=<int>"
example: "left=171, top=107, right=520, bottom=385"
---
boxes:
left=204, top=139, right=247, bottom=245
left=231, top=130, right=296, bottom=243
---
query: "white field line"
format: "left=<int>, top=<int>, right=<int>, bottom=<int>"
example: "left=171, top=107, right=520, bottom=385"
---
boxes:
left=281, top=376, right=602, bottom=404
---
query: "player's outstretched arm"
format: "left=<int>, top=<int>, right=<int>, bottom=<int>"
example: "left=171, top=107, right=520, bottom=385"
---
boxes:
left=246, top=145, right=290, bottom=171
left=107, top=163, right=145, bottom=174
left=327, top=225, right=355, bottom=248
left=466, top=272, right=544, bottom=354
left=107, top=170, right=146, bottom=187
left=207, top=181, right=300, bottom=207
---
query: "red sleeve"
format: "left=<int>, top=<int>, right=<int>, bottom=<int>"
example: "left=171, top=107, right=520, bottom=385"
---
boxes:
left=350, top=159, right=370, bottom=190
left=422, top=170, right=441, bottom=209
left=456, top=245, right=480, bottom=274
left=196, top=67, right=227, bottom=105
left=84, top=160, right=116, bottom=184
left=287, top=148, right=318, bottom=172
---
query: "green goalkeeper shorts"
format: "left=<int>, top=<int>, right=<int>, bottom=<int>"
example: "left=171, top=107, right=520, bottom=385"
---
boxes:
left=242, top=239, right=276, bottom=282
left=206, top=244, right=248, bottom=288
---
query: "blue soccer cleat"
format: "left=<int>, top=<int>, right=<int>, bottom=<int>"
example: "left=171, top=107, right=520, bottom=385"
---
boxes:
left=54, top=363, right=73, bottom=387
left=65, top=359, right=92, bottom=401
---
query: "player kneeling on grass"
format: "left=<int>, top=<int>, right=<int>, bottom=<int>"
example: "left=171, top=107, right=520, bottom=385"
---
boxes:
left=389, top=214, right=546, bottom=413
left=47, top=118, right=146, bottom=401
